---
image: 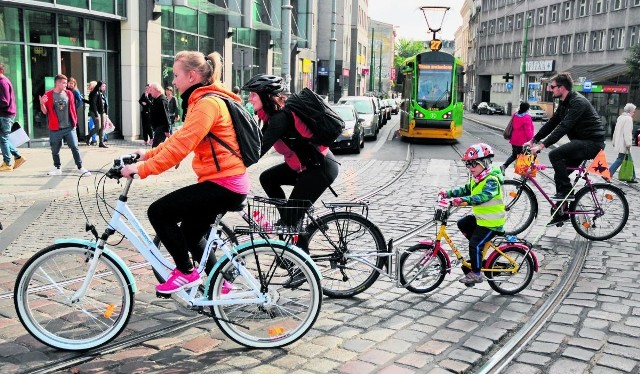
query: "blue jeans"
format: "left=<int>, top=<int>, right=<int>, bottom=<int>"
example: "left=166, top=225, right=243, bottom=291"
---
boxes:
left=610, top=152, right=636, bottom=179
left=49, top=127, right=83, bottom=169
left=0, top=116, right=21, bottom=165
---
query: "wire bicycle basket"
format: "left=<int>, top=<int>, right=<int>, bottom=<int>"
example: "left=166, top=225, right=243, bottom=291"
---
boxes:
left=235, top=196, right=312, bottom=235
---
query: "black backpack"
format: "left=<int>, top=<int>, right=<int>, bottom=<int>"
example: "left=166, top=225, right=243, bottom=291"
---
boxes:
left=201, top=93, right=262, bottom=168
left=285, top=88, right=344, bottom=146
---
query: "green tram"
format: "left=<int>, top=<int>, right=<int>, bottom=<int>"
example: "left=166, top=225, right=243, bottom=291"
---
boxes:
left=399, top=51, right=464, bottom=140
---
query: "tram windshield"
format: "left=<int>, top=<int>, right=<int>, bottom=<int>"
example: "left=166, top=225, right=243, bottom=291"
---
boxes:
left=416, top=63, right=453, bottom=110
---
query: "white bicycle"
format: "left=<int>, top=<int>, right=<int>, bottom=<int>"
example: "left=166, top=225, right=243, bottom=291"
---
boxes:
left=13, top=154, right=322, bottom=351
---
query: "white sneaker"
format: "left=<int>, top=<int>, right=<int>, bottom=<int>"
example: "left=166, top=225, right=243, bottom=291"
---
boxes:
left=47, top=168, right=62, bottom=176
left=78, top=167, right=91, bottom=177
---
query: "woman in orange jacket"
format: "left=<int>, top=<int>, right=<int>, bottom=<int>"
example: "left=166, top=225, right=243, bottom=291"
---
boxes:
left=122, top=51, right=248, bottom=294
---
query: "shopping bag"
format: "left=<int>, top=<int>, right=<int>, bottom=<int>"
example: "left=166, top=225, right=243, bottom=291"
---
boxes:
left=514, top=152, right=538, bottom=177
left=103, top=115, right=115, bottom=134
left=7, top=122, right=30, bottom=147
left=618, top=154, right=635, bottom=182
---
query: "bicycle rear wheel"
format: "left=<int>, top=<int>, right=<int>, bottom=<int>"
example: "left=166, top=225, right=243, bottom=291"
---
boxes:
left=305, top=212, right=387, bottom=298
left=570, top=183, right=629, bottom=241
left=485, top=246, right=534, bottom=295
left=209, top=243, right=322, bottom=348
left=14, top=243, right=134, bottom=350
left=502, top=179, right=537, bottom=235
left=398, top=243, right=447, bottom=293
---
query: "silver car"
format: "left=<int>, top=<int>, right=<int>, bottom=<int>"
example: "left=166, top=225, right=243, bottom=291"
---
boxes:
left=528, top=104, right=548, bottom=121
left=337, top=96, right=380, bottom=140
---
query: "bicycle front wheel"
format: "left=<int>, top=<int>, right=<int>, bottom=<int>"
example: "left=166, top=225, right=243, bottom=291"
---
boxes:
left=209, top=243, right=322, bottom=348
left=305, top=212, right=387, bottom=298
left=502, top=179, right=537, bottom=235
left=398, top=243, right=447, bottom=293
left=485, top=246, right=535, bottom=295
left=570, top=183, right=629, bottom=241
left=14, top=243, right=134, bottom=351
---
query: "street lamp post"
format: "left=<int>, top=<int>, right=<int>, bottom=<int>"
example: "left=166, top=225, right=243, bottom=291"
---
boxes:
left=378, top=41, right=383, bottom=93
left=520, top=18, right=530, bottom=102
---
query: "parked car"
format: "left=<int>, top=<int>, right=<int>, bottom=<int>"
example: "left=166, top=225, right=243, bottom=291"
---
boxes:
left=381, top=99, right=392, bottom=120
left=329, top=104, right=364, bottom=154
left=337, top=96, right=380, bottom=140
left=389, top=99, right=399, bottom=115
left=477, top=102, right=496, bottom=115
left=488, top=103, right=505, bottom=115
left=528, top=104, right=548, bottom=121
left=374, top=97, right=388, bottom=125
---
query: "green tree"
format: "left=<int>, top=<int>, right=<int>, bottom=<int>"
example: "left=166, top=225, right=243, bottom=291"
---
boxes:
left=625, top=43, right=640, bottom=82
left=394, top=39, right=427, bottom=71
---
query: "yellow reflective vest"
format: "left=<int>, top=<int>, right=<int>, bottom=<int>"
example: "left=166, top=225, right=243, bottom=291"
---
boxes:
left=470, top=175, right=505, bottom=229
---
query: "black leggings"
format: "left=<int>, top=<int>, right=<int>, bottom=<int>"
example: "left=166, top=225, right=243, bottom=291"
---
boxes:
left=457, top=215, right=498, bottom=272
left=503, top=145, right=524, bottom=169
left=260, top=153, right=339, bottom=226
left=148, top=181, right=246, bottom=274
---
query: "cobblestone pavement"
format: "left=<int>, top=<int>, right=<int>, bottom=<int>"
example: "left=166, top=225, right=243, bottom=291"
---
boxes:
left=1, top=128, right=639, bottom=373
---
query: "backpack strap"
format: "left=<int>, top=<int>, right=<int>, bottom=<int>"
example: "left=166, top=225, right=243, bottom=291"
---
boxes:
left=199, top=93, right=243, bottom=167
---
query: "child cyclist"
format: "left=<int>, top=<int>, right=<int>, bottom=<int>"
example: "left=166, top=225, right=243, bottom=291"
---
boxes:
left=438, top=143, right=506, bottom=285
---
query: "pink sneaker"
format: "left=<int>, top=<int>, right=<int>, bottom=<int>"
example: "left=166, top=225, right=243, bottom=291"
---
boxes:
left=156, top=268, right=201, bottom=294
left=221, top=280, right=233, bottom=295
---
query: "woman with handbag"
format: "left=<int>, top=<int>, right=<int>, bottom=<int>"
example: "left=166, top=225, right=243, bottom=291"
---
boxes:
left=501, top=102, right=534, bottom=173
left=609, top=103, right=637, bottom=183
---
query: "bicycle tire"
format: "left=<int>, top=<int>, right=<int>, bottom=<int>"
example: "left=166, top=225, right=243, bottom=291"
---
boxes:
left=398, top=243, right=447, bottom=293
left=569, top=183, right=629, bottom=241
left=485, top=246, right=534, bottom=295
left=305, top=211, right=387, bottom=298
left=209, top=243, right=322, bottom=348
left=503, top=179, right=538, bottom=236
left=14, top=243, right=134, bottom=351
left=152, top=222, right=237, bottom=283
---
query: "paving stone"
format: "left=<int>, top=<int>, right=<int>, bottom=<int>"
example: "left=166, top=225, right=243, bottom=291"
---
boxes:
left=528, top=341, right=560, bottom=354
left=566, top=337, right=604, bottom=350
left=272, top=354, right=308, bottom=369
left=300, top=358, right=340, bottom=373
left=341, top=339, right=376, bottom=353
left=608, top=335, right=640, bottom=349
left=438, top=359, right=471, bottom=373
left=376, top=338, right=413, bottom=354
left=582, top=317, right=610, bottom=329
left=358, top=349, right=396, bottom=365
left=578, top=327, right=607, bottom=340
left=433, top=329, right=466, bottom=343
left=596, top=354, right=638, bottom=372
left=548, top=358, right=589, bottom=374
left=588, top=310, right=624, bottom=322
left=550, top=313, right=580, bottom=325
left=562, top=346, right=595, bottom=361
left=416, top=340, right=450, bottom=355
left=462, top=335, right=493, bottom=353
left=603, top=343, right=640, bottom=360
left=590, top=366, right=628, bottom=374
left=516, top=353, right=552, bottom=366
left=447, top=319, right=479, bottom=332
left=537, top=332, right=566, bottom=344
left=474, top=326, right=507, bottom=342
left=337, top=360, right=377, bottom=374
left=504, top=363, right=542, bottom=374
left=395, top=352, right=434, bottom=368
left=182, top=336, right=221, bottom=354
left=359, top=328, right=396, bottom=343
left=377, top=365, right=416, bottom=374
left=447, top=348, right=482, bottom=364
left=547, top=323, right=576, bottom=335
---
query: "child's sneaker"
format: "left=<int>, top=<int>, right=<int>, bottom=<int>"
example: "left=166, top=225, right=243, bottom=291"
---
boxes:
left=156, top=268, right=202, bottom=294
left=221, top=280, right=233, bottom=295
left=459, top=272, right=483, bottom=285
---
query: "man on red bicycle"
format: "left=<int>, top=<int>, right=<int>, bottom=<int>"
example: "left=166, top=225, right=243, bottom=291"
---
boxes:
left=528, top=73, right=605, bottom=205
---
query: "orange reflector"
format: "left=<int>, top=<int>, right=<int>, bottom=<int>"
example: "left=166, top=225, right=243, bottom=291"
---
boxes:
left=104, top=304, right=116, bottom=318
left=604, top=193, right=613, bottom=200
left=268, top=327, right=285, bottom=336
left=581, top=221, right=591, bottom=229
left=509, top=192, right=517, bottom=198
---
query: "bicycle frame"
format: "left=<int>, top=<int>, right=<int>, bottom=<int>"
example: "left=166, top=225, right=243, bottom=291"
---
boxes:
left=72, top=178, right=268, bottom=308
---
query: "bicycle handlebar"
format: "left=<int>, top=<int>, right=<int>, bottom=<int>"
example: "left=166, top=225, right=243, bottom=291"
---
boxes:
left=106, top=154, right=141, bottom=179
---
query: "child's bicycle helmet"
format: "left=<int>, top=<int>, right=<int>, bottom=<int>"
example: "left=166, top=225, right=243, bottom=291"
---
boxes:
left=461, top=143, right=495, bottom=161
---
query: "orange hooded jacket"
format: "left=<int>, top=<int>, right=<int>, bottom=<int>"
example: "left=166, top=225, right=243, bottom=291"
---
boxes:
left=137, top=83, right=246, bottom=182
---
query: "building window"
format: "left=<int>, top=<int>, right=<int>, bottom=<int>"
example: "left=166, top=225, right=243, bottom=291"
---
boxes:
left=506, top=15, right=514, bottom=31
left=480, top=22, right=487, bottom=36
left=575, top=32, right=588, bottom=52
left=534, top=38, right=545, bottom=56
left=630, top=25, right=639, bottom=46
left=612, top=0, right=625, bottom=9
left=634, top=0, right=640, bottom=6
left=504, top=43, right=512, bottom=58
left=498, top=18, right=504, bottom=33
left=591, top=29, right=605, bottom=51
left=489, top=20, right=496, bottom=34
left=526, top=10, right=534, bottom=27
left=563, top=1, right=573, bottom=19
left=551, top=4, right=558, bottom=22
left=496, top=44, right=502, bottom=58
left=608, top=28, right=625, bottom=49
left=537, top=7, right=546, bottom=25
left=547, top=36, right=558, bottom=55
left=480, top=47, right=486, bottom=60
left=595, top=0, right=605, bottom=13
left=561, top=35, right=572, bottom=53
left=516, top=13, right=523, bottom=29
left=488, top=45, right=494, bottom=59
left=579, top=0, right=589, bottom=16
left=514, top=41, right=522, bottom=57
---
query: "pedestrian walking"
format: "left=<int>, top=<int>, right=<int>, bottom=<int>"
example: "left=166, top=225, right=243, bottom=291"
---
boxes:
left=0, top=63, right=26, bottom=171
left=139, top=85, right=153, bottom=145
left=148, top=82, right=171, bottom=148
left=165, top=86, right=179, bottom=133
left=38, top=74, right=90, bottom=176
left=68, top=77, right=89, bottom=142
left=86, top=80, right=108, bottom=148
left=501, top=102, right=534, bottom=173
left=609, top=103, right=637, bottom=183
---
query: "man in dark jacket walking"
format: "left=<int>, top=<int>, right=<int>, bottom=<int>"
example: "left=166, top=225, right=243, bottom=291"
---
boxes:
left=148, top=82, right=171, bottom=148
left=139, top=84, right=153, bottom=144
left=528, top=73, right=605, bottom=221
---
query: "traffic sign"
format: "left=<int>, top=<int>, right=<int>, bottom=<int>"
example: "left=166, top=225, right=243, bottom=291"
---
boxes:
left=506, top=82, right=513, bottom=90
left=583, top=80, right=592, bottom=92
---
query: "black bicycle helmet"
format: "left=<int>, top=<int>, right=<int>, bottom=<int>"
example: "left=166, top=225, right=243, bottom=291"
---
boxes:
left=242, top=74, right=284, bottom=94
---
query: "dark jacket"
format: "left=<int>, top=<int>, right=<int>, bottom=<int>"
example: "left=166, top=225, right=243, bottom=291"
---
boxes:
left=150, top=94, right=171, bottom=133
left=534, top=91, right=605, bottom=147
left=88, top=83, right=105, bottom=115
left=139, top=93, right=152, bottom=115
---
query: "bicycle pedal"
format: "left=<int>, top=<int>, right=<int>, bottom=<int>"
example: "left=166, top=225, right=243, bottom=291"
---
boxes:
left=155, top=291, right=172, bottom=299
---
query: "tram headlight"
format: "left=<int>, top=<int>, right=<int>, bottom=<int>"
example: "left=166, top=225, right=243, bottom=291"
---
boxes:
left=442, top=111, right=452, bottom=119
left=414, top=110, right=425, bottom=118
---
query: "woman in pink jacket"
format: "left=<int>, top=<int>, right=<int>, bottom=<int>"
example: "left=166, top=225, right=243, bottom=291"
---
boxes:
left=501, top=102, right=535, bottom=173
